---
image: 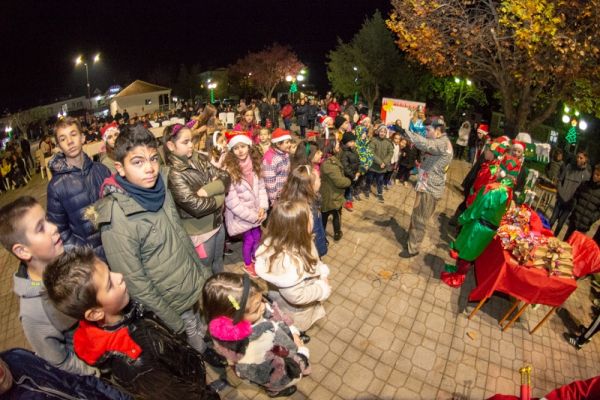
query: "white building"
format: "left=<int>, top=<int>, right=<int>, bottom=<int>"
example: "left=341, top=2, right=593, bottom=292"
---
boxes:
left=109, top=80, right=171, bottom=117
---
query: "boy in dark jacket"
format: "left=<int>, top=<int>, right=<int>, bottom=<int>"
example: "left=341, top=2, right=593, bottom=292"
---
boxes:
left=339, top=132, right=360, bottom=211
left=564, top=164, right=600, bottom=240
left=43, top=247, right=219, bottom=400
left=47, top=117, right=111, bottom=260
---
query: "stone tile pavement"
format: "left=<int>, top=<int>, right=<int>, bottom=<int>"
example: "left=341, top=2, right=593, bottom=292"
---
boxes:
left=1, top=160, right=599, bottom=399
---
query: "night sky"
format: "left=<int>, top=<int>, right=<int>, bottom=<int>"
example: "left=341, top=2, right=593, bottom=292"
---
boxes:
left=1, top=0, right=391, bottom=112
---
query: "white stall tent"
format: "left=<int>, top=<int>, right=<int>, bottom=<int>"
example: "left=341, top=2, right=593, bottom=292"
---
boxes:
left=109, top=80, right=171, bottom=117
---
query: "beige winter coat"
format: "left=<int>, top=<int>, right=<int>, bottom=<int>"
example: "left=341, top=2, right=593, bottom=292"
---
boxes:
left=254, top=242, right=331, bottom=331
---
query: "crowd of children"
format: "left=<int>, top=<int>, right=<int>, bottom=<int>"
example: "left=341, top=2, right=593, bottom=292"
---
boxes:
left=0, top=103, right=427, bottom=399
left=2, top=100, right=599, bottom=399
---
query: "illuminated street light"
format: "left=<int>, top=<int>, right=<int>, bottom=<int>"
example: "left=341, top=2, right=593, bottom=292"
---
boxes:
left=297, top=74, right=305, bottom=82
left=74, top=53, right=101, bottom=109
left=285, top=75, right=293, bottom=82
left=454, top=77, right=461, bottom=84
left=579, top=120, right=588, bottom=130
left=466, top=79, right=472, bottom=86
left=562, top=115, right=571, bottom=123
left=564, top=105, right=570, bottom=113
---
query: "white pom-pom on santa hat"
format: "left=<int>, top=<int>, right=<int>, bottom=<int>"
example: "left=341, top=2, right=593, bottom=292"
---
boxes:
left=225, top=131, right=253, bottom=149
left=270, top=128, right=292, bottom=143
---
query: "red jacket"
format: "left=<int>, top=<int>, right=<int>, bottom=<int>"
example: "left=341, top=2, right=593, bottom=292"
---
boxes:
left=281, top=104, right=294, bottom=119
left=327, top=102, right=341, bottom=118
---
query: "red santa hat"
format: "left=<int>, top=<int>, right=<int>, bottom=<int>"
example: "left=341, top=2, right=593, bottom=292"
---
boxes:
left=511, top=140, right=526, bottom=151
left=477, top=123, right=489, bottom=136
left=100, top=122, right=119, bottom=142
left=225, top=131, right=253, bottom=149
left=358, top=114, right=369, bottom=125
left=271, top=128, right=292, bottom=143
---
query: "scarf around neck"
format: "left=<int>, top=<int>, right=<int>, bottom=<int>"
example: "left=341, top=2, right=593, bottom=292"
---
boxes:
left=239, top=156, right=254, bottom=187
left=115, top=174, right=165, bottom=212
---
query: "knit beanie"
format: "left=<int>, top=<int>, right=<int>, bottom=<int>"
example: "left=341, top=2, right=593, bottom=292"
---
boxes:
left=334, top=116, right=347, bottom=130
left=341, top=132, right=357, bottom=145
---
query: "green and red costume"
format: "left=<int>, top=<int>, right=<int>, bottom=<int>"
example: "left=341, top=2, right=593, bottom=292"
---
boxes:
left=442, top=155, right=521, bottom=287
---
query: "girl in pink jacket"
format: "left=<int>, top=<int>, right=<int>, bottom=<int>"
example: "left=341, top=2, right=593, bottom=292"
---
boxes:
left=223, top=131, right=268, bottom=277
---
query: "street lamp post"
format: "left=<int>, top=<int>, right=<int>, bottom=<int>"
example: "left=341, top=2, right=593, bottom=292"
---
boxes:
left=353, top=66, right=359, bottom=104
left=75, top=53, right=100, bottom=110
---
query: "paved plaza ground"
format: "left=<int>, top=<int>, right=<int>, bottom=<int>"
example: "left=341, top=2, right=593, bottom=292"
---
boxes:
left=0, top=159, right=599, bottom=399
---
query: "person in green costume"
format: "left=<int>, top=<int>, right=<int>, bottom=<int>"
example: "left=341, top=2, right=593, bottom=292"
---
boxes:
left=441, top=154, right=522, bottom=287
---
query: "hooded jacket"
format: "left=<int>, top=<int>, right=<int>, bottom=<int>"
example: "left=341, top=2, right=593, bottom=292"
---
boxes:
left=224, top=172, right=269, bottom=236
left=73, top=302, right=218, bottom=400
left=368, top=135, right=394, bottom=173
left=255, top=242, right=331, bottom=331
left=13, top=263, right=98, bottom=376
left=92, top=174, right=206, bottom=333
left=47, top=152, right=111, bottom=259
left=319, top=155, right=351, bottom=212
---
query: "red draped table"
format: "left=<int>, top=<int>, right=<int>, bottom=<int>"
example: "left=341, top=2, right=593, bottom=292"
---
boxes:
left=467, top=237, right=578, bottom=333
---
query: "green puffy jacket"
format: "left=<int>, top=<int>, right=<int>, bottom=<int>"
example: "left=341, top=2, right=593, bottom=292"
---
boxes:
left=320, top=155, right=351, bottom=212
left=92, top=175, right=207, bottom=334
left=368, top=136, right=394, bottom=173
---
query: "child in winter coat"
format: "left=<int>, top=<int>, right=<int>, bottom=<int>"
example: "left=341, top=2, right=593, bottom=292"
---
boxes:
left=290, top=140, right=323, bottom=174
left=262, top=128, right=292, bottom=205
left=564, top=164, right=600, bottom=240
left=280, top=164, right=328, bottom=257
left=397, top=138, right=418, bottom=186
left=385, top=132, right=402, bottom=188
left=366, top=124, right=394, bottom=203
left=204, top=273, right=310, bottom=398
left=164, top=123, right=231, bottom=276
left=255, top=200, right=332, bottom=331
left=257, top=128, right=271, bottom=156
left=339, top=132, right=360, bottom=211
left=319, top=142, right=352, bottom=241
left=234, top=108, right=260, bottom=143
left=222, top=131, right=268, bottom=277
left=44, top=248, right=219, bottom=400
